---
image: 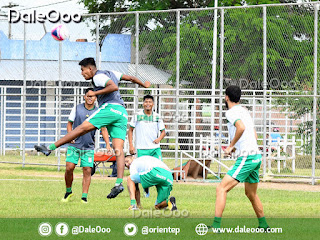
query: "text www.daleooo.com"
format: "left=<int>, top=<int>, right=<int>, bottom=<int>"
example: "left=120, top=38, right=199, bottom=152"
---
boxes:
left=211, top=226, right=282, bottom=234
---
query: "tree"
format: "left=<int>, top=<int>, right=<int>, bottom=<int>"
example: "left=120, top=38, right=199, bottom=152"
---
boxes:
left=81, top=0, right=319, bottom=153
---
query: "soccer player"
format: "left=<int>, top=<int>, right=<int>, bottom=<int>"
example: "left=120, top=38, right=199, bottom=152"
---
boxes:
left=128, top=94, right=166, bottom=197
left=35, top=57, right=150, bottom=199
left=125, top=155, right=177, bottom=211
left=210, top=85, right=269, bottom=231
left=62, top=88, right=110, bottom=203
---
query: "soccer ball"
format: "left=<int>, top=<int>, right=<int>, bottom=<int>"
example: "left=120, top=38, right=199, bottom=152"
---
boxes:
left=51, top=24, right=69, bottom=41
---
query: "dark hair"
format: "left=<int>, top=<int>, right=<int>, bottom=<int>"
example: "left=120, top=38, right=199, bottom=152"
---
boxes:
left=226, top=85, right=241, bottom=103
left=143, top=95, right=154, bottom=101
left=79, top=58, right=96, bottom=67
left=84, top=88, right=94, bottom=95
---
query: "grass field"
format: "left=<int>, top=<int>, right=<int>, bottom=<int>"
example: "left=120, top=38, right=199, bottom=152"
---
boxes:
left=0, top=155, right=320, bottom=219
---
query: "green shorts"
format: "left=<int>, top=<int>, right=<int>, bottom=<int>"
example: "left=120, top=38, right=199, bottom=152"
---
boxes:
left=86, top=103, right=128, bottom=141
left=227, top=154, right=262, bottom=183
left=137, top=148, right=162, bottom=161
left=140, top=167, right=173, bottom=204
left=66, top=146, right=94, bottom=168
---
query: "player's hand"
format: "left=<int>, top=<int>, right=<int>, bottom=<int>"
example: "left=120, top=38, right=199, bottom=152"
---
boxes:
left=70, top=140, right=75, bottom=144
left=153, top=138, right=160, bottom=144
left=144, top=81, right=151, bottom=88
left=106, top=145, right=113, bottom=155
left=87, top=90, right=96, bottom=97
left=129, top=146, right=135, bottom=155
left=224, top=146, right=235, bottom=157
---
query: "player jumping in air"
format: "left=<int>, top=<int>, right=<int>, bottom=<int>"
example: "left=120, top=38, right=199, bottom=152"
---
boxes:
left=210, top=85, right=269, bottom=231
left=125, top=155, right=177, bottom=211
left=35, top=57, right=150, bottom=199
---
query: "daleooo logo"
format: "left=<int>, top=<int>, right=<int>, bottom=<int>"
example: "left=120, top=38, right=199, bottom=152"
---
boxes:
left=8, top=10, right=82, bottom=23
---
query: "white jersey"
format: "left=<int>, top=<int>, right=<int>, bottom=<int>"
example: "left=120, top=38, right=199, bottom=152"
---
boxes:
left=129, top=110, right=165, bottom=149
left=130, top=156, right=170, bottom=177
left=226, top=105, right=260, bottom=157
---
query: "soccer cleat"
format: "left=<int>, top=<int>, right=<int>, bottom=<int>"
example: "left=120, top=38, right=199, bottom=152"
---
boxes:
left=128, top=204, right=139, bottom=210
left=61, top=192, right=73, bottom=202
left=107, top=183, right=124, bottom=199
left=81, top=198, right=88, bottom=204
left=168, top=196, right=177, bottom=211
left=34, top=145, right=51, bottom=156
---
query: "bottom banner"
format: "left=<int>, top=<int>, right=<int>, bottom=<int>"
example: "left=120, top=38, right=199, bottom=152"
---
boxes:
left=0, top=218, right=318, bottom=239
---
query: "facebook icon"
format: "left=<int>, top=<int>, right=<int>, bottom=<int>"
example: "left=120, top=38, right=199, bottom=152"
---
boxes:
left=55, top=222, right=69, bottom=236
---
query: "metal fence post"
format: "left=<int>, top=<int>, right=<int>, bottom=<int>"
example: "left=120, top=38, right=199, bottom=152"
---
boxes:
left=175, top=10, right=180, bottom=166
left=57, top=41, right=62, bottom=171
left=218, top=9, right=225, bottom=178
left=95, top=14, right=100, bottom=149
left=135, top=12, right=139, bottom=117
left=22, top=22, right=27, bottom=167
left=262, top=6, right=267, bottom=177
left=211, top=2, right=219, bottom=147
left=311, top=4, right=318, bottom=185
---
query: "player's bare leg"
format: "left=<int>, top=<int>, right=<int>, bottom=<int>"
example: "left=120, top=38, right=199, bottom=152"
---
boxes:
left=107, top=138, right=125, bottom=199
left=34, top=121, right=96, bottom=155
left=62, top=162, right=75, bottom=202
left=81, top=167, right=91, bottom=203
left=245, top=182, right=269, bottom=229
left=210, top=175, right=239, bottom=229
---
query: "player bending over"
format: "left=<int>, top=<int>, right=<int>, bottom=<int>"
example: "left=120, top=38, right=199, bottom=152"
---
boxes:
left=210, top=85, right=269, bottom=231
left=125, top=155, right=177, bottom=211
left=35, top=57, right=150, bottom=199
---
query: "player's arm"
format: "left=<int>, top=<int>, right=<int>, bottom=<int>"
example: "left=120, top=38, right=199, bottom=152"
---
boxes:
left=121, top=74, right=150, bottom=88
left=67, top=106, right=76, bottom=143
left=128, top=126, right=135, bottom=155
left=153, top=118, right=166, bottom=144
left=127, top=176, right=136, bottom=200
left=254, top=129, right=258, bottom=140
left=101, top=127, right=112, bottom=154
left=89, top=80, right=118, bottom=97
left=225, top=120, right=245, bottom=155
left=135, top=183, right=141, bottom=208
left=153, top=130, right=166, bottom=144
left=67, top=121, right=73, bottom=133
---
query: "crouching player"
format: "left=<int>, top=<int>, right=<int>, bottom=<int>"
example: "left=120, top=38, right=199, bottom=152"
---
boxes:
left=125, top=155, right=177, bottom=211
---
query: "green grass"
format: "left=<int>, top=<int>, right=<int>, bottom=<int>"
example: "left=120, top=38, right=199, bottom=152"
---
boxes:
left=0, top=162, right=319, bottom=218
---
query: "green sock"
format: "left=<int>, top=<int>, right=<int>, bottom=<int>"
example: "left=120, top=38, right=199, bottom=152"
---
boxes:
left=212, top=217, right=222, bottom=228
left=131, top=199, right=136, bottom=205
left=49, top=144, right=57, bottom=151
left=82, top=193, right=88, bottom=199
left=115, top=178, right=123, bottom=186
left=258, top=217, right=268, bottom=228
left=66, top=187, right=72, bottom=193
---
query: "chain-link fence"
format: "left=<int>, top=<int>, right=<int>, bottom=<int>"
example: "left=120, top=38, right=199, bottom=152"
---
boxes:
left=0, top=2, right=319, bottom=183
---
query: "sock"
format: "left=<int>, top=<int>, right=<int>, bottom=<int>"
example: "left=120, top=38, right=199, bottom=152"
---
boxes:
left=49, top=144, right=57, bottom=151
left=212, top=217, right=222, bottom=228
left=115, top=178, right=123, bottom=186
left=258, top=217, right=268, bottom=228
left=82, top=193, right=88, bottom=199
left=131, top=199, right=136, bottom=206
left=66, top=187, right=72, bottom=193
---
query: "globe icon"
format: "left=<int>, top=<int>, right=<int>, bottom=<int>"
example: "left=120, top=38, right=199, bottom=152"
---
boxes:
left=195, top=223, right=208, bottom=236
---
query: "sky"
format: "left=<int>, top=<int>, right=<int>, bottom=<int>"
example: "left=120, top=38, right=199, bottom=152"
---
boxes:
left=0, top=0, right=94, bottom=40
